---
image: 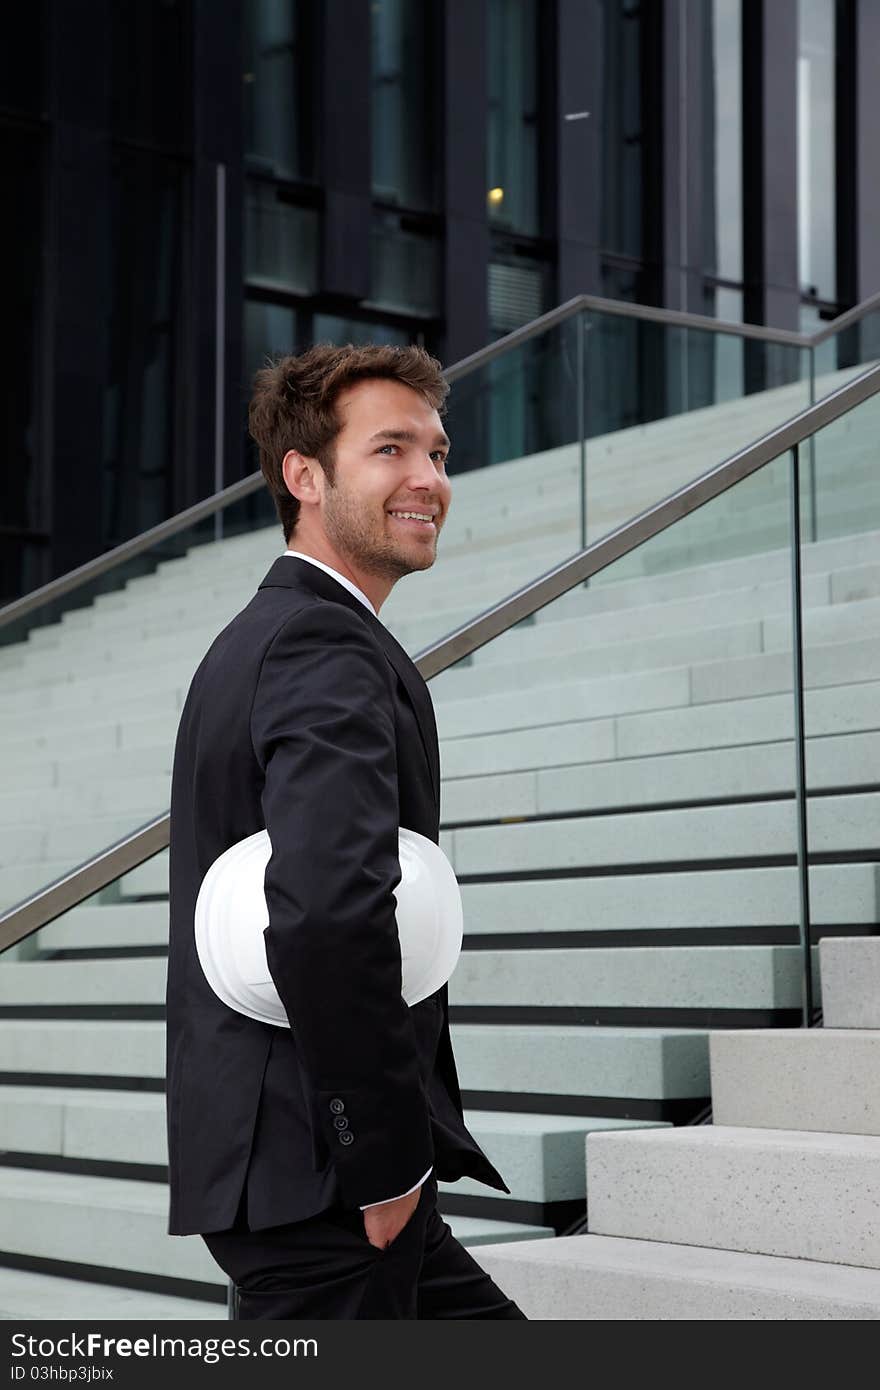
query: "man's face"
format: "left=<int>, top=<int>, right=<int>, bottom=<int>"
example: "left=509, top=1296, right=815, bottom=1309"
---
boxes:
left=317, top=377, right=452, bottom=583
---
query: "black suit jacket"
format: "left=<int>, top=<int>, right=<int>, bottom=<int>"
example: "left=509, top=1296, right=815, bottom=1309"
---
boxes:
left=165, top=556, right=506, bottom=1235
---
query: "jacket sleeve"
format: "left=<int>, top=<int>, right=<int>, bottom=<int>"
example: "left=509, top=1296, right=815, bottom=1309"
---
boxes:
left=249, top=600, right=434, bottom=1208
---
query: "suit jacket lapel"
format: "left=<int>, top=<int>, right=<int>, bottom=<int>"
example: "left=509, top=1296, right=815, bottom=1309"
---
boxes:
left=258, top=557, right=441, bottom=806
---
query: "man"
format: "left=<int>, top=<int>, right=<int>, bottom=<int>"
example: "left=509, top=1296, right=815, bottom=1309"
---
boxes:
left=165, top=343, right=526, bottom=1319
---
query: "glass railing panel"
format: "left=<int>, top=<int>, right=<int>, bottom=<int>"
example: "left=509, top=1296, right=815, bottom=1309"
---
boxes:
left=0, top=487, right=281, bottom=916
left=797, top=393, right=880, bottom=1029
left=412, top=309, right=812, bottom=651
left=0, top=441, right=806, bottom=1278
left=440, top=313, right=585, bottom=600
left=812, top=308, right=880, bottom=402
left=580, top=310, right=811, bottom=571
left=429, top=450, right=800, bottom=1222
left=0, top=486, right=280, bottom=651
left=0, top=863, right=231, bottom=1314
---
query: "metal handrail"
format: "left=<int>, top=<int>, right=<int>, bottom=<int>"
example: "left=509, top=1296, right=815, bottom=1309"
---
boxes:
left=3, top=357, right=879, bottom=955
left=4, top=287, right=880, bottom=633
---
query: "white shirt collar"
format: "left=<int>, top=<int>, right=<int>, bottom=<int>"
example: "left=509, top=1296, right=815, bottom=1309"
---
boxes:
left=283, top=550, right=378, bottom=617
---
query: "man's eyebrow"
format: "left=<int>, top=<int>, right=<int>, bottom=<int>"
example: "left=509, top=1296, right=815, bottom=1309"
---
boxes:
left=368, top=428, right=451, bottom=449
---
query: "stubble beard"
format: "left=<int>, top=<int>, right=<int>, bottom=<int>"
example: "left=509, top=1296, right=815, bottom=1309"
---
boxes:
left=323, top=483, right=438, bottom=583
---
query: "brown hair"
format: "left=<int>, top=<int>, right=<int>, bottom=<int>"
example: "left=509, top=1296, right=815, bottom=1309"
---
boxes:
left=249, top=342, right=449, bottom=542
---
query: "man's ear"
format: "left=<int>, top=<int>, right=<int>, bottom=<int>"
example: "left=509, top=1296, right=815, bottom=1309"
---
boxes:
left=282, top=449, right=322, bottom=506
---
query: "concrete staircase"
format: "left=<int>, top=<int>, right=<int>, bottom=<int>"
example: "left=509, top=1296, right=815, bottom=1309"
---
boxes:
left=475, top=937, right=880, bottom=1318
left=2, top=370, right=879, bottom=1315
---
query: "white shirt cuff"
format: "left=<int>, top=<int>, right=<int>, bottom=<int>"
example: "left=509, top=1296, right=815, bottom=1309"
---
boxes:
left=359, top=1167, right=433, bottom=1211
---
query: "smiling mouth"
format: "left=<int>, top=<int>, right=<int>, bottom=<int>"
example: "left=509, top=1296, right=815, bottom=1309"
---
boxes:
left=386, top=510, right=438, bottom=531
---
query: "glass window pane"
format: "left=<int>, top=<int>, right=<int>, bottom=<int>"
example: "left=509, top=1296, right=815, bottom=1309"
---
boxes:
left=369, top=211, right=441, bottom=318
left=0, top=3, right=46, bottom=115
left=488, top=256, right=550, bottom=336
left=244, top=0, right=317, bottom=181
left=371, top=0, right=437, bottom=210
left=111, top=0, right=191, bottom=149
left=102, top=150, right=186, bottom=546
left=798, top=0, right=836, bottom=302
left=312, top=316, right=409, bottom=348
left=487, top=0, right=540, bottom=236
left=703, top=0, right=743, bottom=282
left=598, top=0, right=644, bottom=260
left=245, top=300, right=299, bottom=384
left=245, top=183, right=319, bottom=294
left=0, top=125, right=44, bottom=603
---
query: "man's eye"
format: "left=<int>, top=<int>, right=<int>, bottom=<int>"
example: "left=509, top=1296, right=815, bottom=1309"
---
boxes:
left=431, top=452, right=448, bottom=466
left=378, top=444, right=397, bottom=454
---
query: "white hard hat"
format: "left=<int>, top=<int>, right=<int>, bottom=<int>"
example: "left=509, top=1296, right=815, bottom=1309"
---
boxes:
left=194, top=827, right=463, bottom=1025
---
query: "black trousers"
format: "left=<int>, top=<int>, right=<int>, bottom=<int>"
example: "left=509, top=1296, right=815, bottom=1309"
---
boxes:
left=203, top=1179, right=527, bottom=1320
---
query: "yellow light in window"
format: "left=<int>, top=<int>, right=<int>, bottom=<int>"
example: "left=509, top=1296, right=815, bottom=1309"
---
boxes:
left=487, top=187, right=505, bottom=208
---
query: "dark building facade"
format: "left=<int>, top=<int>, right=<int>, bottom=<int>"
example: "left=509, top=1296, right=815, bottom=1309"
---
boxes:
left=2, top=0, right=878, bottom=602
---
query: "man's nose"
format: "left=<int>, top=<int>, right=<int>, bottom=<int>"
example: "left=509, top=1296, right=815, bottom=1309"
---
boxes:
left=407, top=453, right=449, bottom=491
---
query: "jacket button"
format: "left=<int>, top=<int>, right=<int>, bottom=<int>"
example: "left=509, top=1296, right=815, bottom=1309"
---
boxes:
left=338, top=1131, right=355, bottom=1146
left=329, top=1099, right=345, bottom=1114
left=333, top=1115, right=349, bottom=1131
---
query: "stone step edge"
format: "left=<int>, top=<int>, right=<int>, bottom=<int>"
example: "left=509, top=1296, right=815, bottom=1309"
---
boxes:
left=473, top=1233, right=880, bottom=1313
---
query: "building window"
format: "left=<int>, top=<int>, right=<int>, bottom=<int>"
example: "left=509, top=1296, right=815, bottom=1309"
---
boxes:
left=487, top=0, right=540, bottom=237
left=244, top=182, right=320, bottom=294
left=0, top=3, right=46, bottom=116
left=0, top=124, right=44, bottom=601
left=111, top=0, right=191, bottom=151
left=703, top=0, right=744, bottom=286
left=368, top=210, right=441, bottom=319
left=102, top=150, right=185, bottom=544
left=371, top=0, right=438, bottom=211
left=598, top=0, right=646, bottom=262
left=797, top=0, right=836, bottom=303
left=244, top=0, right=317, bottom=181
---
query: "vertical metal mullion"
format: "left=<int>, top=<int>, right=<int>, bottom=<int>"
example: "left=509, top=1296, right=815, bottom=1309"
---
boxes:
left=808, top=345, right=818, bottom=541
left=577, top=311, right=586, bottom=553
left=789, top=442, right=814, bottom=1025
left=214, top=162, right=227, bottom=544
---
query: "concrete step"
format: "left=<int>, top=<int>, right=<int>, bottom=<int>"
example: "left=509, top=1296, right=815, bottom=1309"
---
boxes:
left=0, top=1168, right=221, bottom=1288
left=586, top=1125, right=880, bottom=1268
left=450, top=1024, right=710, bottom=1099
left=0, top=958, right=165, bottom=1007
left=0, top=1020, right=709, bottom=1100
left=441, top=732, right=880, bottom=822
left=40, top=533, right=880, bottom=661
left=614, top=678, right=880, bottom=760
left=0, top=775, right=171, bottom=825
left=0, top=1169, right=550, bottom=1292
left=13, top=559, right=841, bottom=678
left=0, top=1266, right=225, bottom=1320
left=0, top=1021, right=165, bottom=1081
left=474, top=1234, right=880, bottom=1319
left=0, top=1088, right=664, bottom=1206
left=0, top=945, right=812, bottom=1013
left=710, top=1028, right=880, bottom=1136
left=3, top=856, right=876, bottom=947
left=34, top=904, right=169, bottom=954
left=8, top=863, right=873, bottom=965
left=438, top=1112, right=668, bottom=1204
left=10, top=725, right=879, bottom=839
left=820, top=936, right=880, bottom=1028
left=459, top=863, right=878, bottom=933
left=437, top=682, right=876, bottom=779
left=450, top=945, right=813, bottom=1011
left=0, top=1087, right=168, bottom=1165
left=3, top=812, right=162, bottom=868
left=446, top=793, right=880, bottom=876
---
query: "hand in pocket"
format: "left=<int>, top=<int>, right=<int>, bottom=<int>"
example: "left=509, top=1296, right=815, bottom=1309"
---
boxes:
left=362, top=1185, right=422, bottom=1251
